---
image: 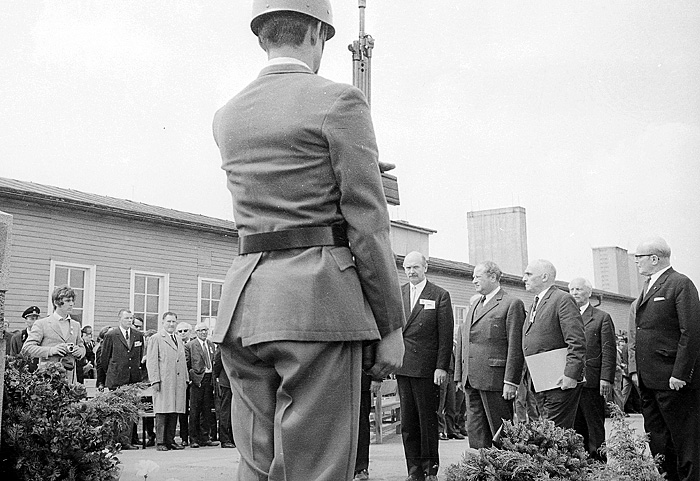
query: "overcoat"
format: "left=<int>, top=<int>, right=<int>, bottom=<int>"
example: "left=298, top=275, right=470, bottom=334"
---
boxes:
left=146, top=330, right=189, bottom=413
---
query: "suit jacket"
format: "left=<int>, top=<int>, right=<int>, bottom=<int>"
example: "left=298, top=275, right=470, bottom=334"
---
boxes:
left=211, top=63, right=404, bottom=346
left=455, top=287, right=525, bottom=391
left=522, top=286, right=586, bottom=382
left=186, top=338, right=216, bottom=388
left=395, top=280, right=453, bottom=378
left=98, top=327, right=145, bottom=389
left=581, top=304, right=617, bottom=389
left=147, top=330, right=189, bottom=413
left=630, top=268, right=700, bottom=390
left=21, top=313, right=86, bottom=363
left=213, top=348, right=230, bottom=389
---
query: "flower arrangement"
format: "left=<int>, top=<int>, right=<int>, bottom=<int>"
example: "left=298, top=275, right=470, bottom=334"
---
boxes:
left=1, top=357, right=143, bottom=481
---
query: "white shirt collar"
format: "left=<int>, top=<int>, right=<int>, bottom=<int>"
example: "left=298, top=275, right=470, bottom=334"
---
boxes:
left=483, top=286, right=501, bottom=306
left=647, top=265, right=672, bottom=293
left=536, top=286, right=551, bottom=301
left=267, top=56, right=312, bottom=70
left=410, top=278, right=427, bottom=298
left=120, top=326, right=130, bottom=339
left=579, top=302, right=590, bottom=314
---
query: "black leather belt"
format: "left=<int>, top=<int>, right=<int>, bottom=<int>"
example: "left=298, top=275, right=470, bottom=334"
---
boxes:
left=238, top=225, right=348, bottom=255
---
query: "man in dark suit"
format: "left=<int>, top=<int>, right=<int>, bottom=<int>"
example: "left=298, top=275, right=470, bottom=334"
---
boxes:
left=213, top=347, right=235, bottom=449
left=629, top=237, right=700, bottom=481
left=186, top=322, right=219, bottom=448
left=9, top=306, right=41, bottom=372
left=211, top=3, right=405, bottom=479
left=522, top=259, right=586, bottom=429
left=396, top=251, right=453, bottom=481
left=569, top=278, right=616, bottom=461
left=98, top=309, right=145, bottom=450
left=455, top=261, right=525, bottom=448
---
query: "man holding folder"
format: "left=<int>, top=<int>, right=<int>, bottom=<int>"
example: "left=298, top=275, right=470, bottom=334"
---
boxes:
left=522, top=259, right=586, bottom=429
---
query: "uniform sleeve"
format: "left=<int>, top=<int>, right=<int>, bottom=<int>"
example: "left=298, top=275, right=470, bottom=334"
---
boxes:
left=323, top=86, right=405, bottom=337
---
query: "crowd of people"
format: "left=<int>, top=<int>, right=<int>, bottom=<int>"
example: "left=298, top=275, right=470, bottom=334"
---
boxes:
left=7, top=287, right=235, bottom=453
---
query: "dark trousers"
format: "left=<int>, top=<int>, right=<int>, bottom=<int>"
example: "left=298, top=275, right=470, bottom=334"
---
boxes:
left=532, top=383, right=582, bottom=430
left=155, top=413, right=178, bottom=447
left=466, top=387, right=513, bottom=448
left=397, top=375, right=441, bottom=478
left=355, top=388, right=371, bottom=473
left=218, top=385, right=234, bottom=445
left=454, top=388, right=467, bottom=433
left=438, top=378, right=458, bottom=436
left=574, top=387, right=607, bottom=461
left=190, top=373, right=215, bottom=444
left=639, top=380, right=700, bottom=481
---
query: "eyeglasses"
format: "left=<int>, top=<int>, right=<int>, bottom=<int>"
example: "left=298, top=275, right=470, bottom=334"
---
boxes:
left=196, top=328, right=209, bottom=332
left=177, top=329, right=189, bottom=333
left=634, top=254, right=655, bottom=259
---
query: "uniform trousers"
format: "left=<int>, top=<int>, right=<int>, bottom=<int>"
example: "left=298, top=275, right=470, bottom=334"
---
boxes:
left=354, top=382, right=372, bottom=474
left=639, top=378, right=700, bottom=481
left=396, top=376, right=441, bottom=478
left=221, top=334, right=362, bottom=481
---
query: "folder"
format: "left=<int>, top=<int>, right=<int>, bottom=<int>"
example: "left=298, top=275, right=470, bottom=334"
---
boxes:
left=524, top=347, right=567, bottom=392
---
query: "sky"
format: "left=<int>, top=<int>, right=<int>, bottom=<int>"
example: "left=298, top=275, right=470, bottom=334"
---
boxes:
left=1, top=1, right=699, bottom=288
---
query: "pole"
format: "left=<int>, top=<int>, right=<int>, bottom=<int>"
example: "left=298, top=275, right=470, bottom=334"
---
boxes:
left=348, top=0, right=374, bottom=106
left=0, top=211, right=13, bottom=449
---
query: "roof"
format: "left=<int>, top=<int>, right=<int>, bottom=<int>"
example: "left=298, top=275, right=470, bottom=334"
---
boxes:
left=0, top=177, right=239, bottom=236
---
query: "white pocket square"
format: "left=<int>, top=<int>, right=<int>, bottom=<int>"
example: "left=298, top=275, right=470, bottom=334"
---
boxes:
left=653, top=297, right=665, bottom=302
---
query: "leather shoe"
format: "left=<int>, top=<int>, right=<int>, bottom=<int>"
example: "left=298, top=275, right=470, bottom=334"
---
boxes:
left=448, top=432, right=466, bottom=440
left=438, top=432, right=449, bottom=441
left=221, top=442, right=236, bottom=448
left=146, top=438, right=156, bottom=447
left=189, top=442, right=200, bottom=448
left=202, top=440, right=220, bottom=447
left=425, top=476, right=439, bottom=481
left=169, top=443, right=185, bottom=450
left=156, top=445, right=169, bottom=451
left=181, top=441, right=189, bottom=446
left=459, top=428, right=468, bottom=436
left=121, top=444, right=140, bottom=450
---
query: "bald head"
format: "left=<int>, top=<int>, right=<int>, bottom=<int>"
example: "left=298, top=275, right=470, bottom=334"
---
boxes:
left=523, top=259, right=557, bottom=293
left=635, top=236, right=671, bottom=276
left=403, top=251, right=428, bottom=286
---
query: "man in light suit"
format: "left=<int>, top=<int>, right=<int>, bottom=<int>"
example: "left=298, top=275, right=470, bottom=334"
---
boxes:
left=455, top=261, right=525, bottom=448
left=22, top=286, right=85, bottom=383
left=211, top=2, right=404, bottom=480
left=396, top=251, right=453, bottom=481
left=629, top=237, right=700, bottom=481
left=522, top=260, right=586, bottom=429
left=186, top=322, right=219, bottom=448
left=98, top=309, right=145, bottom=449
left=147, top=311, right=188, bottom=451
left=569, top=278, right=616, bottom=461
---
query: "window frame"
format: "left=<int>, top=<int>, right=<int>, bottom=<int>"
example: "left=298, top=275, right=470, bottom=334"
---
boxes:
left=129, top=269, right=170, bottom=332
left=48, top=260, right=97, bottom=326
left=198, top=276, right=224, bottom=334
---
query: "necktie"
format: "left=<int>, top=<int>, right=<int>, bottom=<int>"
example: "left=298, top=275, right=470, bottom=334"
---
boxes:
left=410, top=285, right=417, bottom=310
left=529, top=296, right=540, bottom=323
left=171, top=334, right=178, bottom=346
left=473, top=296, right=485, bottom=322
left=125, top=329, right=129, bottom=342
left=203, top=342, right=212, bottom=370
left=643, top=277, right=651, bottom=294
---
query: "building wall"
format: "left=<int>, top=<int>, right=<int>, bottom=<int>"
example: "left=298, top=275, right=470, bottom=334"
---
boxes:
left=2, top=198, right=235, bottom=333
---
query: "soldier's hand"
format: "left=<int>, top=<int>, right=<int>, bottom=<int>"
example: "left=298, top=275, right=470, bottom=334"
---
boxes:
left=151, top=381, right=161, bottom=392
left=367, top=328, right=404, bottom=379
left=503, top=383, right=517, bottom=400
left=434, top=369, right=447, bottom=386
left=599, top=380, right=612, bottom=398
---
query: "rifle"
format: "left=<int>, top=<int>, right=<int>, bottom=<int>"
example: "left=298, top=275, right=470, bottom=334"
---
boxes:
left=348, top=0, right=374, bottom=106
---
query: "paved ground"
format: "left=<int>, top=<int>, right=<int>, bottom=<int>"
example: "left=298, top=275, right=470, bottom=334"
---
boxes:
left=116, top=415, right=645, bottom=481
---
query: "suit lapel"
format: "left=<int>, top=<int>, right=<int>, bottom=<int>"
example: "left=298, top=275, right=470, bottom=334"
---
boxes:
left=473, top=289, right=501, bottom=326
left=404, top=281, right=431, bottom=330
left=640, top=269, right=672, bottom=307
left=49, top=318, right=66, bottom=341
left=524, top=286, right=554, bottom=334
left=582, top=305, right=593, bottom=326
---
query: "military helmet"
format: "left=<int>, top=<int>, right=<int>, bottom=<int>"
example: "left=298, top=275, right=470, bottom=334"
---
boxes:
left=251, top=0, right=335, bottom=40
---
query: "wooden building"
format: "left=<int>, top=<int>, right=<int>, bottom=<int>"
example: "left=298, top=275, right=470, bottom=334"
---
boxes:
left=0, top=176, right=634, bottom=335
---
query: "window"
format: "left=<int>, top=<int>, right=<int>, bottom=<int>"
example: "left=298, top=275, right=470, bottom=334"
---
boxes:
left=198, top=278, right=224, bottom=334
left=49, top=261, right=96, bottom=326
left=130, top=270, right=169, bottom=332
left=453, top=305, right=468, bottom=327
